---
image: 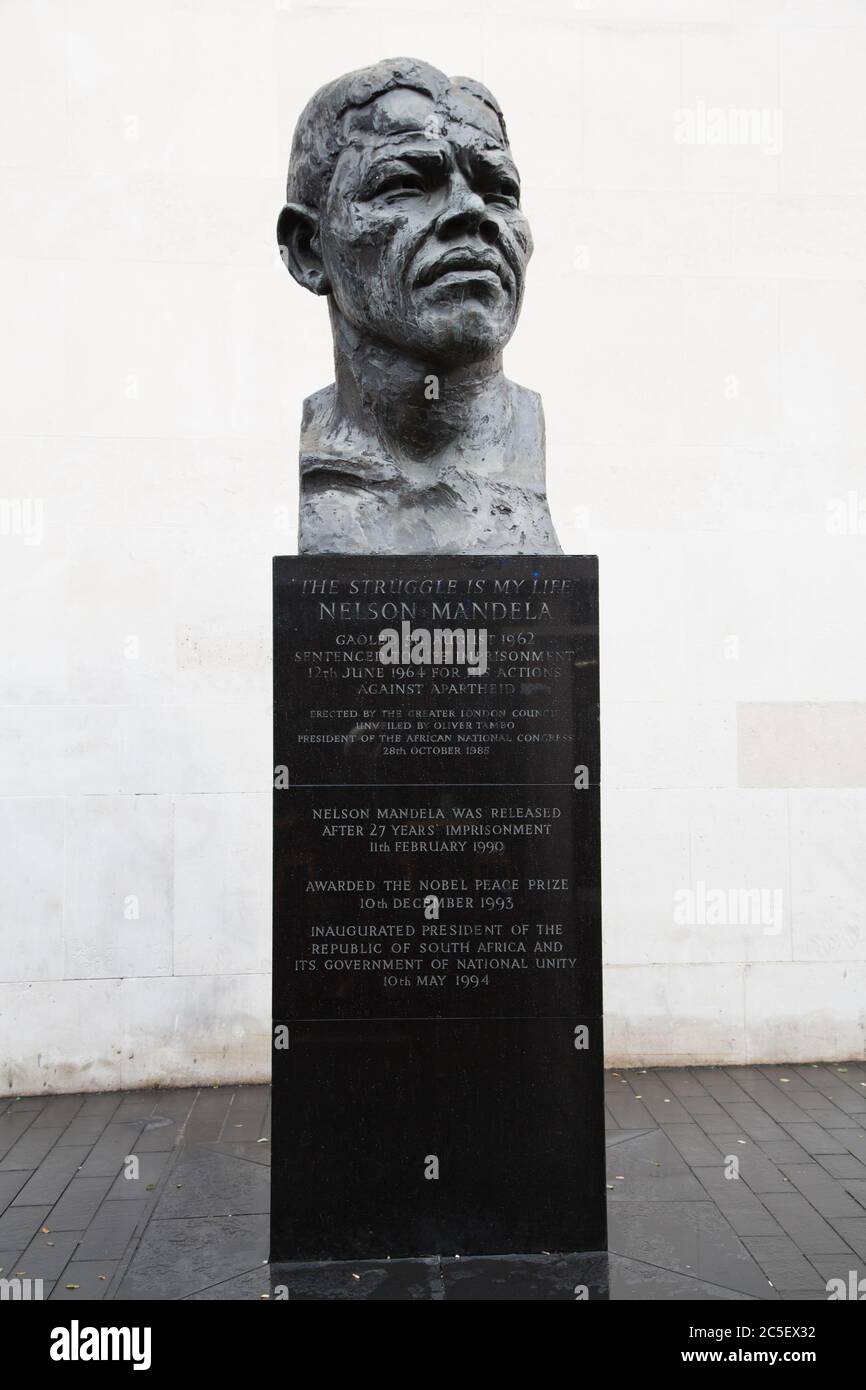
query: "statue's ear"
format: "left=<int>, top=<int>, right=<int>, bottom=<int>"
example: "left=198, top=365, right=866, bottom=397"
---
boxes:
left=277, top=203, right=330, bottom=296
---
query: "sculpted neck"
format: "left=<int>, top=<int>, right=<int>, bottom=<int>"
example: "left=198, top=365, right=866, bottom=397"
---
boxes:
left=328, top=307, right=513, bottom=466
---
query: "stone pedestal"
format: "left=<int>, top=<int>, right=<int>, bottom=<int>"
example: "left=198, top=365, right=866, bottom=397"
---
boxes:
left=271, top=555, right=604, bottom=1263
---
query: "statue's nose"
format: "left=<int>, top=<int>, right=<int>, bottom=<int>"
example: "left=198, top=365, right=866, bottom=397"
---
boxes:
left=436, top=182, right=499, bottom=244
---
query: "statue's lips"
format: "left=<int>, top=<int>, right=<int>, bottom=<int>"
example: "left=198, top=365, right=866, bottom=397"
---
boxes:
left=414, top=251, right=510, bottom=291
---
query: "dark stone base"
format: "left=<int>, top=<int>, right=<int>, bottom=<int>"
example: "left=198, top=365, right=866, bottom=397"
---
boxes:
left=270, top=1251, right=609, bottom=1301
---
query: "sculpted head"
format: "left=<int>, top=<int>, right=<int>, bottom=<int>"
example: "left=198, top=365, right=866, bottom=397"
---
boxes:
left=277, top=58, right=532, bottom=366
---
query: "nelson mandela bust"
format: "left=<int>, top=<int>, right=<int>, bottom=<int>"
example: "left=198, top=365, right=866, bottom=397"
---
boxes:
left=277, top=58, right=561, bottom=555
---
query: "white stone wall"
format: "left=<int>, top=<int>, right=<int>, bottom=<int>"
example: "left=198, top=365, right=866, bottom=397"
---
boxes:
left=1, top=0, right=864, bottom=1093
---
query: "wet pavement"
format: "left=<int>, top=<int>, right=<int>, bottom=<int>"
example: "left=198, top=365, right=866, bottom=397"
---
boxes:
left=2, top=1064, right=865, bottom=1300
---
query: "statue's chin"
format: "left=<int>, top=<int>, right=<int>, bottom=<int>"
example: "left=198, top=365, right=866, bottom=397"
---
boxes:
left=388, top=307, right=515, bottom=365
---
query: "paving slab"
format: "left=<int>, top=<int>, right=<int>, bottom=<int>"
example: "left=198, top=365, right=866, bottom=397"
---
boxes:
left=690, top=1167, right=784, bottom=1239
left=743, top=1236, right=829, bottom=1293
left=778, top=1163, right=865, bottom=1219
left=49, top=1260, right=118, bottom=1300
left=152, top=1150, right=268, bottom=1219
left=605, top=1131, right=707, bottom=1202
left=608, top=1200, right=774, bottom=1299
left=46, top=1178, right=114, bottom=1232
left=759, top=1192, right=851, bottom=1255
left=114, top=1214, right=268, bottom=1301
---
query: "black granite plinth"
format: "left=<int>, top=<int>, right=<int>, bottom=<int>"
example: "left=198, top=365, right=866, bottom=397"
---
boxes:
left=272, top=555, right=604, bottom=1262
left=269, top=1252, right=610, bottom=1301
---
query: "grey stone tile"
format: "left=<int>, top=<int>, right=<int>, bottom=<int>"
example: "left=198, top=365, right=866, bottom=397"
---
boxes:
left=608, top=1201, right=773, bottom=1299
left=78, top=1095, right=123, bottom=1117
left=605, top=1131, right=707, bottom=1202
left=781, top=1123, right=848, bottom=1156
left=743, top=1236, right=827, bottom=1292
left=692, top=1113, right=744, bottom=1135
left=778, top=1163, right=864, bottom=1219
left=57, top=1115, right=114, bottom=1147
left=115, top=1214, right=268, bottom=1300
left=133, top=1094, right=194, bottom=1152
left=221, top=1086, right=270, bottom=1143
left=820, top=1089, right=866, bottom=1117
left=625, top=1076, right=693, bottom=1124
left=782, top=1090, right=835, bottom=1112
left=105, top=1150, right=172, bottom=1199
left=830, top=1068, right=866, bottom=1101
left=790, top=1065, right=835, bottom=1089
left=699, top=1073, right=754, bottom=1103
left=185, top=1266, right=274, bottom=1301
left=826, top=1130, right=866, bottom=1162
left=758, top=1139, right=813, bottom=1164
left=818, top=1152, right=866, bottom=1182
left=827, top=1219, right=866, bottom=1258
left=797, top=1070, right=866, bottom=1114
left=0, top=1111, right=37, bottom=1160
left=681, top=1097, right=729, bottom=1118
left=839, top=1180, right=866, bottom=1210
left=49, top=1260, right=117, bottom=1300
left=660, top=1069, right=711, bottom=1098
left=760, top=1193, right=850, bottom=1254
left=78, top=1094, right=122, bottom=1117
left=0, top=1169, right=35, bottom=1207
left=726, top=1083, right=810, bottom=1126
left=184, top=1089, right=234, bottom=1144
left=690, top=1167, right=783, bottom=1239
left=809, top=1253, right=866, bottom=1288
left=719, top=1103, right=788, bottom=1142
left=76, top=1123, right=144, bottom=1179
left=46, top=1178, right=113, bottom=1231
left=605, top=1128, right=654, bottom=1149
left=30, top=1097, right=83, bottom=1128
left=75, top=1200, right=149, bottom=1261
left=152, top=1151, right=269, bottom=1219
left=608, top=1253, right=764, bottom=1301
left=112, top=1094, right=159, bottom=1123
left=605, top=1090, right=657, bottom=1130
left=11, top=1147, right=90, bottom=1206
left=661, top=1123, right=725, bottom=1167
left=807, top=1107, right=861, bottom=1130
left=16, top=1228, right=82, bottom=1280
left=778, top=1289, right=829, bottom=1301
left=705, top=1137, right=793, bottom=1193
left=208, top=1139, right=271, bottom=1167
left=0, top=1203, right=52, bottom=1251
left=0, top=1126, right=65, bottom=1171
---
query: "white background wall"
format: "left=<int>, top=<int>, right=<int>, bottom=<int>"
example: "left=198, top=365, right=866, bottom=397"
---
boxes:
left=1, top=0, right=865, bottom=1094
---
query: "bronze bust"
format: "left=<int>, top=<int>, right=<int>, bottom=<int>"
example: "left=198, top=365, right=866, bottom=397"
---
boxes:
left=278, top=57, right=561, bottom=555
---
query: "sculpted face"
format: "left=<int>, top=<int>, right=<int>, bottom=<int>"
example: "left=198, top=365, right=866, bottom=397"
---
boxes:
left=318, top=87, right=532, bottom=363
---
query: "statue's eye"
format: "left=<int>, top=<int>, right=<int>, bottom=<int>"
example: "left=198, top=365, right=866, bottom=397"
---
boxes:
left=485, top=180, right=520, bottom=207
left=372, top=173, right=426, bottom=198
